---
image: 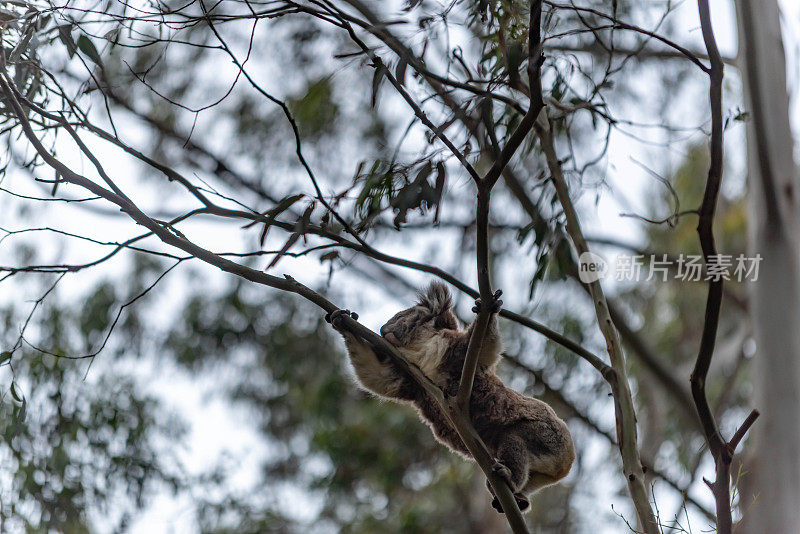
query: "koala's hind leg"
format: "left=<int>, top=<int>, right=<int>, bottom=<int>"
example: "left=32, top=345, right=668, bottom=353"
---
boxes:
left=515, top=419, right=575, bottom=495
left=487, top=431, right=532, bottom=513
left=493, top=431, right=531, bottom=492
left=487, top=418, right=574, bottom=513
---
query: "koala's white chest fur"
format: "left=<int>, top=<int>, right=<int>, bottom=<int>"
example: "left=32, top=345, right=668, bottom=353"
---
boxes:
left=400, top=334, right=451, bottom=382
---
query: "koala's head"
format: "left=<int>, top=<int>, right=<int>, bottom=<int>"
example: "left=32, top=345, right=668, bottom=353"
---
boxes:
left=380, top=282, right=458, bottom=349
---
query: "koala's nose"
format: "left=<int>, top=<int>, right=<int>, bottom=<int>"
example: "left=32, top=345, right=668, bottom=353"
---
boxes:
left=380, top=325, right=401, bottom=346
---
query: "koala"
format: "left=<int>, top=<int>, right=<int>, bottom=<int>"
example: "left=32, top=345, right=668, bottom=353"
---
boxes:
left=328, top=282, right=574, bottom=513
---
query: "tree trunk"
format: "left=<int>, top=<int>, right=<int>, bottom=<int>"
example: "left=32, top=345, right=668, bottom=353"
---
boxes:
left=736, top=1, right=800, bottom=531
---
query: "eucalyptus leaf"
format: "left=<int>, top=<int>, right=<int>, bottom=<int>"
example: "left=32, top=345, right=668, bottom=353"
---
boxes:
left=77, top=34, right=102, bottom=66
left=371, top=64, right=386, bottom=108
left=395, top=57, right=408, bottom=86
left=10, top=380, right=23, bottom=403
left=17, top=398, right=26, bottom=422
left=56, top=24, right=76, bottom=58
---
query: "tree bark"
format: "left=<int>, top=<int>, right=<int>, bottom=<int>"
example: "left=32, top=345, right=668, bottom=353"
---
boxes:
left=736, top=0, right=800, bottom=531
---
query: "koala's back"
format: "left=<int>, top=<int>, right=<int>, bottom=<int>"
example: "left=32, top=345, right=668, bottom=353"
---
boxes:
left=413, top=370, right=570, bottom=459
left=471, top=372, right=555, bottom=425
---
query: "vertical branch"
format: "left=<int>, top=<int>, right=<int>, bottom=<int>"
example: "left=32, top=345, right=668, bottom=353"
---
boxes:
left=535, top=120, right=658, bottom=533
left=528, top=20, right=657, bottom=532
left=451, top=4, right=545, bottom=531
left=690, top=2, right=759, bottom=533
left=457, top=0, right=546, bottom=411
left=455, top=185, right=492, bottom=411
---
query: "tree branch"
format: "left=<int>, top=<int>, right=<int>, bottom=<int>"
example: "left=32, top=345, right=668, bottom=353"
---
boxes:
left=531, top=88, right=659, bottom=534
left=689, top=3, right=759, bottom=532
left=459, top=2, right=545, bottom=417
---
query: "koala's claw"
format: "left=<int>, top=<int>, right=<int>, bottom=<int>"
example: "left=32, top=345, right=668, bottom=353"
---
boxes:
left=491, top=461, right=514, bottom=486
left=472, top=289, right=503, bottom=314
left=326, top=309, right=358, bottom=329
left=489, top=493, right=530, bottom=514
left=487, top=460, right=529, bottom=514
left=491, top=496, right=503, bottom=513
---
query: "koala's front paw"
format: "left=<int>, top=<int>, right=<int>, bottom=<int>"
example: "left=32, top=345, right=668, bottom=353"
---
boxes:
left=472, top=289, right=503, bottom=314
left=326, top=309, right=359, bottom=330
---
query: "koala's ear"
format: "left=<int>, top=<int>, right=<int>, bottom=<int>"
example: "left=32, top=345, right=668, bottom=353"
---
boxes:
left=417, top=282, right=453, bottom=316
left=433, top=309, right=458, bottom=330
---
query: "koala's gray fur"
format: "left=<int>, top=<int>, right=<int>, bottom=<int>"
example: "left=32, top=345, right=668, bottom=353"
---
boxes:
left=331, top=282, right=574, bottom=513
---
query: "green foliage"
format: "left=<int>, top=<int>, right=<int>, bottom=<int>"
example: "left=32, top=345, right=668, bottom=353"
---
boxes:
left=76, top=34, right=103, bottom=66
left=288, top=78, right=339, bottom=137
left=353, top=160, right=445, bottom=229
left=0, top=275, right=185, bottom=533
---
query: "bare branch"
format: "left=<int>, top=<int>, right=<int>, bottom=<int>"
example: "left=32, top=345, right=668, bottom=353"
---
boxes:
left=531, top=68, right=659, bottom=534
left=689, top=3, right=759, bottom=532
left=543, top=1, right=711, bottom=72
